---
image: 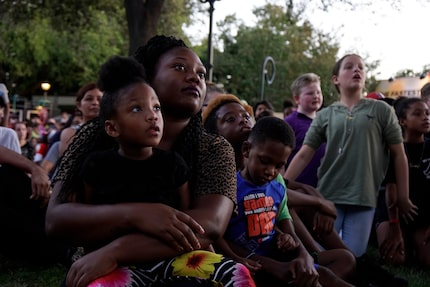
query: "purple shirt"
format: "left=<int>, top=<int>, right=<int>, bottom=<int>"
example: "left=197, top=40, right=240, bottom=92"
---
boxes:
left=285, top=111, right=326, bottom=187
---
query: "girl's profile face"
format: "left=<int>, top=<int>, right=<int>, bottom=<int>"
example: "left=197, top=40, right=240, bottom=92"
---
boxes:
left=216, top=102, right=253, bottom=147
left=151, top=47, right=207, bottom=119
left=77, top=88, right=102, bottom=121
left=333, top=55, right=366, bottom=94
left=401, top=101, right=430, bottom=134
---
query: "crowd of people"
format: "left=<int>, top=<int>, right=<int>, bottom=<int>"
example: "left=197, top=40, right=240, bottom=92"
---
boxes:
left=0, top=35, right=429, bottom=287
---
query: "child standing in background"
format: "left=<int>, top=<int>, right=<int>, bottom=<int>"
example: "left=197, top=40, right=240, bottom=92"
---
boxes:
left=285, top=73, right=325, bottom=188
left=376, top=97, right=430, bottom=268
left=284, top=54, right=417, bottom=258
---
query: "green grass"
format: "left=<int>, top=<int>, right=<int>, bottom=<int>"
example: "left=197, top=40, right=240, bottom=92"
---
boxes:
left=0, top=266, right=66, bottom=287
left=0, top=255, right=66, bottom=287
left=385, top=265, right=430, bottom=287
left=365, top=244, right=430, bottom=287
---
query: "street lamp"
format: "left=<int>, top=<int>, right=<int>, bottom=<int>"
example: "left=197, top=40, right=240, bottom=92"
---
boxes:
left=199, top=0, right=220, bottom=82
left=41, top=81, right=51, bottom=109
left=260, top=56, right=276, bottom=100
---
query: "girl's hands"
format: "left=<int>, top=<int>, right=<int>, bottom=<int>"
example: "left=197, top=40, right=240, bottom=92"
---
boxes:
left=236, top=257, right=262, bottom=276
left=395, top=198, right=418, bottom=223
left=379, top=226, right=405, bottom=265
left=66, top=248, right=118, bottom=287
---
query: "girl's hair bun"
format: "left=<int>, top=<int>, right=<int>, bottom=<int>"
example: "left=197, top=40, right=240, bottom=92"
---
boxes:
left=97, top=56, right=147, bottom=93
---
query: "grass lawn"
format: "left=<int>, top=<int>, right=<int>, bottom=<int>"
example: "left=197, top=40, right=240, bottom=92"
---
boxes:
left=1, top=249, right=429, bottom=287
left=0, top=255, right=66, bottom=287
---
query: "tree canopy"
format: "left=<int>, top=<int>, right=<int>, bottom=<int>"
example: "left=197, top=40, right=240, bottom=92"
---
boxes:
left=204, top=3, right=340, bottom=109
left=0, top=0, right=195, bottom=98
left=0, top=0, right=420, bottom=107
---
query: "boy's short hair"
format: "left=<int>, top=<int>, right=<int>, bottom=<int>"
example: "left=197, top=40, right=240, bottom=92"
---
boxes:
left=290, top=73, right=320, bottom=98
left=248, top=116, right=295, bottom=148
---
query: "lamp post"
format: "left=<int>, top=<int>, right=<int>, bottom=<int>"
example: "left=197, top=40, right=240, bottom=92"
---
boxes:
left=199, top=0, right=220, bottom=82
left=41, top=82, right=51, bottom=104
left=260, top=56, right=276, bottom=100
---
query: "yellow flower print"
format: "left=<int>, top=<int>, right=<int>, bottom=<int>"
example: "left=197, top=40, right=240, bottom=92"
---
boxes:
left=172, top=250, right=223, bottom=279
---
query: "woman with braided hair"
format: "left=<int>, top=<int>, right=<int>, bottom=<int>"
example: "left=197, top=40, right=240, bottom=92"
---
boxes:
left=46, top=35, right=255, bottom=287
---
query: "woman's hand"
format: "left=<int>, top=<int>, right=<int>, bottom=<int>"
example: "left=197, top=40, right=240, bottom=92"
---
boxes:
left=66, top=248, right=118, bottom=287
left=130, top=203, right=205, bottom=252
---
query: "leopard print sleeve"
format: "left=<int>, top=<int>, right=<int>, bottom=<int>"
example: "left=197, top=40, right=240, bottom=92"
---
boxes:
left=194, top=132, right=237, bottom=208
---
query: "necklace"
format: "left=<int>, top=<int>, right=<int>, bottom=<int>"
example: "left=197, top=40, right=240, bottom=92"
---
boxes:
left=405, top=142, right=425, bottom=169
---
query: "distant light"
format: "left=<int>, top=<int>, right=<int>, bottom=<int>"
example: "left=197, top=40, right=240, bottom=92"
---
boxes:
left=41, top=82, right=51, bottom=91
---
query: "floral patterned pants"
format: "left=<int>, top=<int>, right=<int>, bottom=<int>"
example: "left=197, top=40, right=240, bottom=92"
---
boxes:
left=87, top=250, right=255, bottom=287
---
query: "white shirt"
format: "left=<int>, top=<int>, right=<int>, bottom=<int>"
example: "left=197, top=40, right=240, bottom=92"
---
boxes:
left=0, top=83, right=9, bottom=104
left=0, top=127, right=20, bottom=153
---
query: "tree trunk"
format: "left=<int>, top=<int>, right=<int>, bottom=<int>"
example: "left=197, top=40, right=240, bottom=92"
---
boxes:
left=124, top=0, right=165, bottom=56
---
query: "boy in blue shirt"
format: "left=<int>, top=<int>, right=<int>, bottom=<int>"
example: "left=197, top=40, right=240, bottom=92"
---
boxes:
left=217, top=116, right=353, bottom=287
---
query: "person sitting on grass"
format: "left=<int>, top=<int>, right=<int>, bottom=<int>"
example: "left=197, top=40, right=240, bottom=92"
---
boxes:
left=215, top=116, right=354, bottom=287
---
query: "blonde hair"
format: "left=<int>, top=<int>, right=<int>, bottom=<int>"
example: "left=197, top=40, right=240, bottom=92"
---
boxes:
left=291, top=73, right=320, bottom=97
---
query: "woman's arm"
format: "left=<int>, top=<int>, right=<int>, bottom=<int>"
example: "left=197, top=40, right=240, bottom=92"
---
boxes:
left=46, top=182, right=204, bottom=251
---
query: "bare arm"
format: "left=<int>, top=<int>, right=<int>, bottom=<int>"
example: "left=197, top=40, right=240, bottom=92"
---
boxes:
left=0, top=145, right=50, bottom=199
left=389, top=143, right=417, bottom=220
left=287, top=189, right=336, bottom=218
left=46, top=181, right=204, bottom=251
left=289, top=209, right=323, bottom=253
left=284, top=145, right=316, bottom=182
left=377, top=183, right=405, bottom=265
left=2, top=103, right=10, bottom=127
left=287, top=180, right=321, bottom=197
left=178, top=181, right=190, bottom=211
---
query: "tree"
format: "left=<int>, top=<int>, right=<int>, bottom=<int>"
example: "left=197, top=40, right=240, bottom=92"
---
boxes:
left=0, top=0, right=195, bottom=99
left=0, top=0, right=127, bottom=97
left=125, top=0, right=164, bottom=56
left=211, top=3, right=340, bottom=109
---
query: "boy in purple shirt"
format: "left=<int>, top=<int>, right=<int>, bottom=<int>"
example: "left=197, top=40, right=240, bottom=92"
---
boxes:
left=285, top=73, right=325, bottom=187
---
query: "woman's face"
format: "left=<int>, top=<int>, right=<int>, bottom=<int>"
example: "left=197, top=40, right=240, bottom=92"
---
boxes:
left=77, top=88, right=102, bottom=122
left=151, top=47, right=207, bottom=119
left=14, top=123, right=28, bottom=141
left=216, top=102, right=253, bottom=147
